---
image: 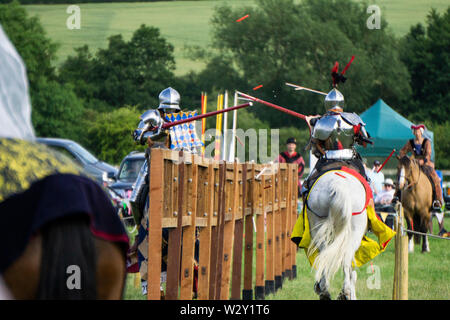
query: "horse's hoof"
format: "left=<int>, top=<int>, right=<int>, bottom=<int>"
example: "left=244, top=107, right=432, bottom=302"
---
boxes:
left=337, top=291, right=350, bottom=300
left=314, top=282, right=320, bottom=295
left=319, top=292, right=331, bottom=300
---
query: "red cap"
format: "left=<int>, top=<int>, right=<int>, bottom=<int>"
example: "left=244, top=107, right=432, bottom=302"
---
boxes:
left=411, top=124, right=426, bottom=130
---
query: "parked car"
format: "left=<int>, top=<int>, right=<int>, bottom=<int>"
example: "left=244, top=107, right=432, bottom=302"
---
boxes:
left=36, top=137, right=118, bottom=184
left=109, top=151, right=146, bottom=198
left=108, top=151, right=145, bottom=227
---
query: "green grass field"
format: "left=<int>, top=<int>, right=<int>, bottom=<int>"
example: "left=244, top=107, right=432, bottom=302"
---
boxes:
left=124, top=214, right=450, bottom=300
left=24, top=0, right=256, bottom=75
left=23, top=0, right=449, bottom=75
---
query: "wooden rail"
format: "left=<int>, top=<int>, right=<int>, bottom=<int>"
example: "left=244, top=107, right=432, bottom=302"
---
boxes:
left=146, top=148, right=299, bottom=300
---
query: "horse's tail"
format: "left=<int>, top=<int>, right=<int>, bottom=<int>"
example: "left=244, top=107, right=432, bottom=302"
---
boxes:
left=36, top=214, right=97, bottom=299
left=308, top=177, right=354, bottom=285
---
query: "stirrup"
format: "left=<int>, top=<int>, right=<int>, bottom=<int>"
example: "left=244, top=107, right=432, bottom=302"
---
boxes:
left=432, top=200, right=442, bottom=211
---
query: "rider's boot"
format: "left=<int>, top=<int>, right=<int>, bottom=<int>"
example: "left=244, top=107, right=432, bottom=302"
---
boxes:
left=430, top=170, right=443, bottom=211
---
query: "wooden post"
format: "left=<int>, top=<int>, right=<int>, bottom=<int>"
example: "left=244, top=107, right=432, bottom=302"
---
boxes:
left=197, top=159, right=214, bottom=300
left=274, top=165, right=283, bottom=291
left=218, top=162, right=239, bottom=299
left=165, top=150, right=184, bottom=300
left=280, top=164, right=291, bottom=280
left=214, top=162, right=227, bottom=299
left=242, top=163, right=255, bottom=300
left=208, top=164, right=220, bottom=299
left=291, top=165, right=298, bottom=278
left=264, top=172, right=275, bottom=295
left=393, top=203, right=408, bottom=300
left=179, top=153, right=198, bottom=299
left=147, top=148, right=164, bottom=300
left=231, top=163, right=246, bottom=300
left=254, top=165, right=265, bottom=300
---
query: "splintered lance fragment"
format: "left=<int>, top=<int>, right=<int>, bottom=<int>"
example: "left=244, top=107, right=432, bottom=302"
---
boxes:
left=253, top=84, right=263, bottom=91
left=236, top=14, right=249, bottom=22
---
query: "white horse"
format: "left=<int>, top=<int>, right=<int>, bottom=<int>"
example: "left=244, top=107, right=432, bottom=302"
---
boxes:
left=306, top=169, right=368, bottom=300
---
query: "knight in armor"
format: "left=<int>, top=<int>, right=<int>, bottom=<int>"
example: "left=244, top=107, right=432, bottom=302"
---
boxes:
left=302, top=74, right=372, bottom=197
left=129, top=87, right=180, bottom=296
left=129, top=87, right=201, bottom=297
left=398, top=124, right=443, bottom=210
left=291, top=59, right=397, bottom=267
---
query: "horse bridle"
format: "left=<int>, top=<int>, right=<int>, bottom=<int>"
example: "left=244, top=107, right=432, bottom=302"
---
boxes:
left=401, top=158, right=421, bottom=190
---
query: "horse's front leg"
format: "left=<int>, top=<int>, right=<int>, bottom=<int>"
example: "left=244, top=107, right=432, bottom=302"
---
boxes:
left=421, top=212, right=431, bottom=253
left=314, top=276, right=331, bottom=300
left=405, top=216, right=414, bottom=253
left=422, top=234, right=430, bottom=253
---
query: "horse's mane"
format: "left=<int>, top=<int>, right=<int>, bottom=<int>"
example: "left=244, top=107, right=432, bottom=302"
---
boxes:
left=36, top=214, right=97, bottom=299
left=398, top=155, right=420, bottom=169
left=398, top=155, right=411, bottom=167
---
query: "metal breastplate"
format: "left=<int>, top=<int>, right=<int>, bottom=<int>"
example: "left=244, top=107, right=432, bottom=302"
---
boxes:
left=312, top=113, right=356, bottom=150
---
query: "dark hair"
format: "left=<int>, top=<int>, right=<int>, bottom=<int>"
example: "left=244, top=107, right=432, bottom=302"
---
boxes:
left=286, top=137, right=297, bottom=144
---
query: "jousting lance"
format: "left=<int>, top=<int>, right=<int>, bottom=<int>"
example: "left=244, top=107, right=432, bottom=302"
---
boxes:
left=236, top=91, right=306, bottom=121
left=285, top=82, right=327, bottom=96
left=377, top=149, right=396, bottom=173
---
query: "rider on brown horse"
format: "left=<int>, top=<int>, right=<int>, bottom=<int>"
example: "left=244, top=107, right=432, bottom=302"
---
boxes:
left=398, top=124, right=443, bottom=211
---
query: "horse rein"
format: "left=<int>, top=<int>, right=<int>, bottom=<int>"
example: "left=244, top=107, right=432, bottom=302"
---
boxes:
left=402, top=160, right=421, bottom=190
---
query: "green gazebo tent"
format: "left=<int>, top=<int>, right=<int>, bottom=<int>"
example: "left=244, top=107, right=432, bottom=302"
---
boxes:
left=356, top=98, right=434, bottom=164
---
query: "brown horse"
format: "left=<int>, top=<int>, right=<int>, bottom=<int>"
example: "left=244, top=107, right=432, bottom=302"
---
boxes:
left=2, top=215, right=127, bottom=299
left=396, top=155, right=433, bottom=253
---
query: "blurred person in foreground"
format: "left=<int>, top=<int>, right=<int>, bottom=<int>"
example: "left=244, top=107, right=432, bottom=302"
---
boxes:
left=0, top=24, right=128, bottom=299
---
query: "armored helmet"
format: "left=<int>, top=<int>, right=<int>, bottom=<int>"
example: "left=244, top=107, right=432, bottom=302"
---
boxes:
left=324, top=88, right=344, bottom=112
left=324, top=56, right=354, bottom=112
left=158, top=87, right=180, bottom=113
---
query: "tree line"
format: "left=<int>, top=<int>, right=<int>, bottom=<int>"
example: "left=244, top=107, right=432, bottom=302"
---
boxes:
left=2, top=0, right=184, bottom=4
left=0, top=0, right=448, bottom=167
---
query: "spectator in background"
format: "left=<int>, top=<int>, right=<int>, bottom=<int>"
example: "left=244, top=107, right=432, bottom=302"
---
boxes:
left=277, top=137, right=305, bottom=196
left=369, top=160, right=385, bottom=197
left=375, top=178, right=395, bottom=205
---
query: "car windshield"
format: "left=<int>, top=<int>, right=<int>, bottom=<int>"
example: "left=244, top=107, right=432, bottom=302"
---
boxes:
left=67, top=142, right=99, bottom=165
left=119, top=158, right=145, bottom=182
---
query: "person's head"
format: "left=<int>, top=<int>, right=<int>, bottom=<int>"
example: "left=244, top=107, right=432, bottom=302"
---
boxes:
left=373, top=160, right=381, bottom=171
left=286, top=137, right=297, bottom=153
left=157, top=87, right=181, bottom=114
left=324, top=88, right=344, bottom=113
left=411, top=124, right=425, bottom=140
left=383, top=178, right=394, bottom=190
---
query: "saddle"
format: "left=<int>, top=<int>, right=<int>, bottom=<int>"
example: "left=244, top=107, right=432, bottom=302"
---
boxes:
left=305, top=166, right=373, bottom=218
left=304, top=157, right=367, bottom=193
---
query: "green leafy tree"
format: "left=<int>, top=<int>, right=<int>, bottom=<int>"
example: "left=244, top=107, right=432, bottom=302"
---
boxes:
left=0, top=1, right=57, bottom=87
left=31, top=78, right=85, bottom=140
left=59, top=25, right=176, bottom=111
left=83, top=106, right=145, bottom=165
left=0, top=1, right=86, bottom=141
left=208, top=0, right=411, bottom=128
left=423, top=120, right=450, bottom=169
left=400, top=7, right=450, bottom=123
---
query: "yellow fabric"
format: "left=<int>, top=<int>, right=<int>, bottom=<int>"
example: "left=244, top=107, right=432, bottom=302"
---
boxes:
left=379, top=212, right=389, bottom=222
left=291, top=170, right=396, bottom=267
left=0, top=138, right=83, bottom=202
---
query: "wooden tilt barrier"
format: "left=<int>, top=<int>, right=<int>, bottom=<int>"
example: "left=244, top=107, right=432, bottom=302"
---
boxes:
left=147, top=148, right=299, bottom=300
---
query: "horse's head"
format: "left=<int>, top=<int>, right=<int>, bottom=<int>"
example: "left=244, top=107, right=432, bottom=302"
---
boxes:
left=396, top=155, right=419, bottom=189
